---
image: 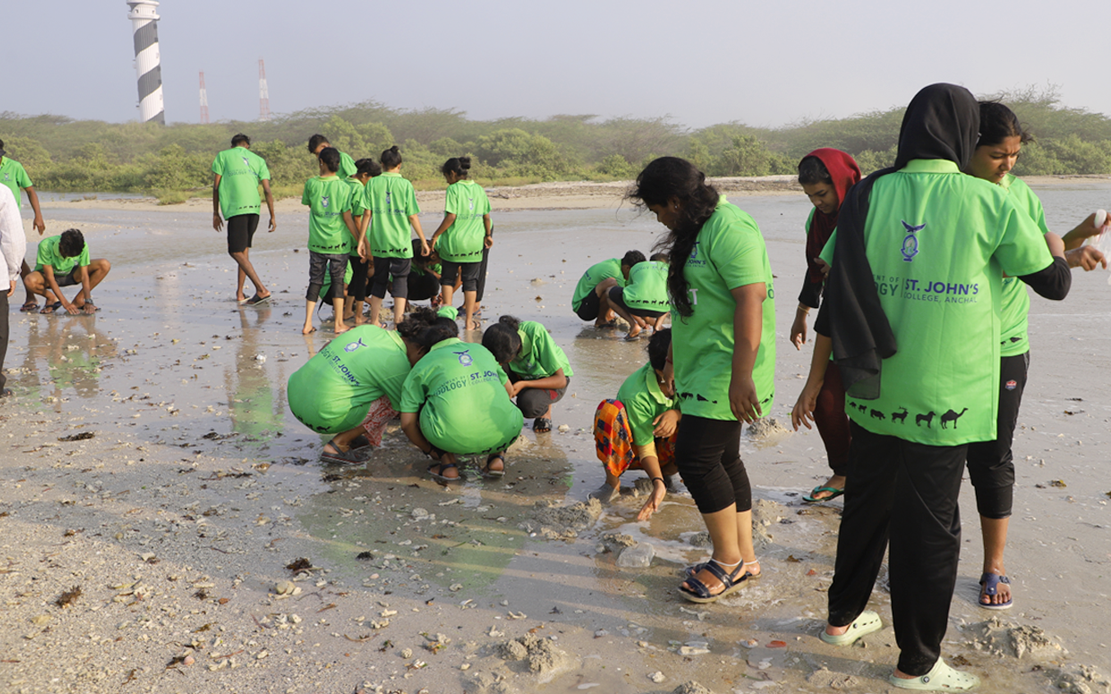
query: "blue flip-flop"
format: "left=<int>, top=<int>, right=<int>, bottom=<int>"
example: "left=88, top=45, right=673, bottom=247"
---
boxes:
left=804, top=485, right=845, bottom=503
left=428, top=461, right=463, bottom=482
left=979, top=572, right=1013, bottom=610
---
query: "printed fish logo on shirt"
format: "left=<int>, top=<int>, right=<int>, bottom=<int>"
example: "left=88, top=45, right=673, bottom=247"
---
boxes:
left=344, top=338, right=367, bottom=353
left=321, top=196, right=330, bottom=208
left=900, top=221, right=925, bottom=262
left=242, top=156, right=251, bottom=169
left=455, top=350, right=473, bottom=366
left=468, top=196, right=475, bottom=212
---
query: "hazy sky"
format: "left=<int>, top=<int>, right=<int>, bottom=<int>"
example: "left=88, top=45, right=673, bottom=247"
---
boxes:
left=6, top=0, right=1110, bottom=130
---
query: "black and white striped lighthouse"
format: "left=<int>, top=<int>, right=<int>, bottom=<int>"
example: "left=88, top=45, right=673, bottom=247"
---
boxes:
left=127, top=0, right=165, bottom=125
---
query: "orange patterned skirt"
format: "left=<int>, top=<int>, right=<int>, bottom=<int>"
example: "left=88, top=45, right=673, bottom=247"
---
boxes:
left=359, top=395, right=398, bottom=448
left=593, top=399, right=675, bottom=478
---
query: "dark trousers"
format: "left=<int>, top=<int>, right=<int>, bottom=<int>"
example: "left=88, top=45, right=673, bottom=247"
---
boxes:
left=674, top=415, right=750, bottom=514
left=965, top=352, right=1028, bottom=519
left=306, top=251, right=347, bottom=302
left=828, top=423, right=966, bottom=676
left=475, top=246, right=490, bottom=302
left=814, top=361, right=851, bottom=477
left=0, top=291, right=8, bottom=391
left=348, top=256, right=371, bottom=302
left=508, top=371, right=568, bottom=418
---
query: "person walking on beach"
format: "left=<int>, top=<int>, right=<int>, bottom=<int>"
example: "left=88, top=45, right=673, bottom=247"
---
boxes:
left=790, top=149, right=861, bottom=503
left=791, top=83, right=1071, bottom=691
left=429, top=157, right=492, bottom=331
left=301, top=147, right=361, bottom=335
left=308, top=134, right=357, bottom=179
left=631, top=157, right=774, bottom=605
left=962, top=101, right=1106, bottom=611
left=0, top=140, right=48, bottom=313
left=482, top=315, right=573, bottom=434
left=365, top=146, right=429, bottom=327
left=212, top=133, right=275, bottom=306
left=571, top=251, right=644, bottom=328
left=0, top=183, right=27, bottom=398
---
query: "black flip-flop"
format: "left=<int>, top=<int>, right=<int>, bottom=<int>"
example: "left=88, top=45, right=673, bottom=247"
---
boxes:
left=428, top=461, right=463, bottom=482
left=320, top=439, right=362, bottom=464
left=19, top=301, right=38, bottom=313
left=533, top=417, right=552, bottom=433
left=246, top=294, right=270, bottom=306
left=482, top=453, right=506, bottom=478
left=40, top=301, right=62, bottom=315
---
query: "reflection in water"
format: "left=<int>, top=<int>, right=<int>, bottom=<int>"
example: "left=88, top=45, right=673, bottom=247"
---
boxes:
left=17, top=317, right=118, bottom=406
left=224, top=306, right=286, bottom=444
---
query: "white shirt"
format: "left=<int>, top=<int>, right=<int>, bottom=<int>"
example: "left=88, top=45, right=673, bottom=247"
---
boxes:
left=0, top=184, right=27, bottom=285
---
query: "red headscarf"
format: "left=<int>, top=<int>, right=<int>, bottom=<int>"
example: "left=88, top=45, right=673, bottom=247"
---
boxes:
left=803, top=148, right=861, bottom=285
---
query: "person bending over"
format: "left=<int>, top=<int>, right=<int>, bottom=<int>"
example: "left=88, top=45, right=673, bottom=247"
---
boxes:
left=24, top=229, right=110, bottom=315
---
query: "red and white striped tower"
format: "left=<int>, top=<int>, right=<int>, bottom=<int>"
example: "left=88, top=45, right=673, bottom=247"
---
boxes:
left=126, top=1, right=165, bottom=124
left=199, top=72, right=209, bottom=124
left=258, top=58, right=271, bottom=122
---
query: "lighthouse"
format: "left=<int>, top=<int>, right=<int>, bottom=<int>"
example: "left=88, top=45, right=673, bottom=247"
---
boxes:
left=127, top=0, right=165, bottom=125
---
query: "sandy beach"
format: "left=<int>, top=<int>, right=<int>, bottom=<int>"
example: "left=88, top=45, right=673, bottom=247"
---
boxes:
left=1, top=175, right=1109, bottom=694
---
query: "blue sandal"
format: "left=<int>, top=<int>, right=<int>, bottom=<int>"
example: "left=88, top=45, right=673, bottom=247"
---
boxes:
left=679, top=559, right=751, bottom=604
left=979, top=572, right=1013, bottom=610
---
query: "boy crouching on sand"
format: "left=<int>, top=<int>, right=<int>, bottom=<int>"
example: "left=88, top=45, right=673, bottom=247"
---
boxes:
left=23, top=228, right=110, bottom=315
left=302, top=147, right=362, bottom=335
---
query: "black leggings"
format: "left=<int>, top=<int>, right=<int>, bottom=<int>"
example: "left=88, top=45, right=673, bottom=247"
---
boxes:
left=674, top=415, right=751, bottom=514
left=965, top=352, right=1028, bottom=519
left=348, top=256, right=371, bottom=302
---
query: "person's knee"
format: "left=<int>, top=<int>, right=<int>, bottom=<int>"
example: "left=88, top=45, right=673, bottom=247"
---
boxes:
left=23, top=272, right=44, bottom=292
left=94, top=259, right=111, bottom=275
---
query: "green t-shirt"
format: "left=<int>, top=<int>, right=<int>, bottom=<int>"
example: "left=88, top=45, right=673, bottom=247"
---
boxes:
left=35, top=235, right=90, bottom=276
left=841, top=160, right=1052, bottom=445
left=438, top=180, right=491, bottom=263
left=0, top=157, right=33, bottom=207
left=572, top=258, right=624, bottom=311
left=399, top=338, right=523, bottom=455
left=338, top=151, right=357, bottom=179
left=996, top=174, right=1049, bottom=357
left=288, top=326, right=411, bottom=434
left=211, top=147, right=271, bottom=219
left=365, top=172, right=421, bottom=258
left=345, top=177, right=368, bottom=257
left=623, top=261, right=669, bottom=312
left=616, top=362, right=677, bottom=447
left=508, top=321, right=574, bottom=379
left=670, top=200, right=776, bottom=420
left=302, top=175, right=355, bottom=254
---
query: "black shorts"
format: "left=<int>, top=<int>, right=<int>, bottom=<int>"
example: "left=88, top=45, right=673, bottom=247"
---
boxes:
left=227, top=214, right=260, bottom=254
left=52, top=267, right=82, bottom=287
left=575, top=288, right=601, bottom=321
left=306, top=251, right=348, bottom=302
left=608, top=286, right=666, bottom=318
left=440, top=260, right=481, bottom=292
left=371, top=257, right=412, bottom=299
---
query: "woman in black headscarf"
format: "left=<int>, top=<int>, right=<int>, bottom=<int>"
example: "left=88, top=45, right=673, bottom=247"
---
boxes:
left=793, top=84, right=1070, bottom=691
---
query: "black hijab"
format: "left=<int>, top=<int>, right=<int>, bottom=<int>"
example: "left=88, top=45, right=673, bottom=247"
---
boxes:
left=814, top=83, right=980, bottom=398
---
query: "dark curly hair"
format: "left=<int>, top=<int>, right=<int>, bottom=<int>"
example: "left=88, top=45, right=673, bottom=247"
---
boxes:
left=630, top=157, right=719, bottom=318
left=481, top=316, right=522, bottom=364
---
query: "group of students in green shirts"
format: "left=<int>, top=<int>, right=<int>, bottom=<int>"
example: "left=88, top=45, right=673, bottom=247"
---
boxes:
left=293, top=143, right=492, bottom=334
left=282, top=84, right=1110, bottom=691
left=287, top=307, right=574, bottom=478
left=571, top=249, right=670, bottom=340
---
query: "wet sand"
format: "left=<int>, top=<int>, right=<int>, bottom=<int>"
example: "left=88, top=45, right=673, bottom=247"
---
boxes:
left=0, top=179, right=1109, bottom=693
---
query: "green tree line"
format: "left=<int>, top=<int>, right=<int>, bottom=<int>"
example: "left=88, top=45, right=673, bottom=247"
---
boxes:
left=2, top=86, right=1109, bottom=204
